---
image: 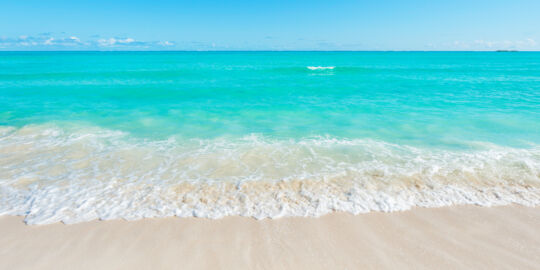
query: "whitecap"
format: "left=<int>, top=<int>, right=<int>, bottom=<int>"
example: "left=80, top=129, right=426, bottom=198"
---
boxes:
left=307, top=66, right=335, bottom=70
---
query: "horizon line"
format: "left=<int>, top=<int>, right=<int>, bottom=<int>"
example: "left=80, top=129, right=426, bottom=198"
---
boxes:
left=0, top=50, right=537, bottom=52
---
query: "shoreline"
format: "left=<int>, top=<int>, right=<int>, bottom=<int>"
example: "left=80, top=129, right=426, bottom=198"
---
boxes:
left=1, top=205, right=539, bottom=269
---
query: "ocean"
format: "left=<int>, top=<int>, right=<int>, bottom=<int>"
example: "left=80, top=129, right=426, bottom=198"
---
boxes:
left=0, top=51, right=539, bottom=224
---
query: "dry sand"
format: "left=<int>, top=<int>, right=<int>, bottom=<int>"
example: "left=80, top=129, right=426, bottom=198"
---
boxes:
left=1, top=205, right=539, bottom=270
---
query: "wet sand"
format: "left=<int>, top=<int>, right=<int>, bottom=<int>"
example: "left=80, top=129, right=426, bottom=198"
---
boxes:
left=1, top=205, right=539, bottom=270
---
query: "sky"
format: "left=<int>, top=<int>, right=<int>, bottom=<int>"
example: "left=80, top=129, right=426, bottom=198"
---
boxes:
left=1, top=0, right=539, bottom=51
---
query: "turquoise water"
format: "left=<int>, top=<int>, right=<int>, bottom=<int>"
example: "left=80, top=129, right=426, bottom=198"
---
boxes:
left=1, top=51, right=539, bottom=147
left=1, top=52, right=540, bottom=224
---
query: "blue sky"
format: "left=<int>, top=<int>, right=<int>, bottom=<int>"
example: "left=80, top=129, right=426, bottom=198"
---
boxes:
left=1, top=0, right=539, bottom=50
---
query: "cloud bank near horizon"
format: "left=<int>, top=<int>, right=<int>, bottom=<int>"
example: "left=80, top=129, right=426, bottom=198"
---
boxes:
left=0, top=33, right=539, bottom=51
left=0, top=33, right=175, bottom=50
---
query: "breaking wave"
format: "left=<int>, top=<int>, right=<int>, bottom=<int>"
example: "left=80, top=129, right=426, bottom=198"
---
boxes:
left=0, top=124, right=539, bottom=224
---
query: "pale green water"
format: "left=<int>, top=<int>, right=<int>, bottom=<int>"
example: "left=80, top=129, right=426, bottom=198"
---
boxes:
left=1, top=52, right=539, bottom=224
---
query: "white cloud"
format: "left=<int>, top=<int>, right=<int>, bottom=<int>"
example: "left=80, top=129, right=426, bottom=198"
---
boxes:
left=158, top=41, right=174, bottom=46
left=44, top=37, right=54, bottom=45
left=98, top=38, right=117, bottom=46
left=120, top=38, right=134, bottom=44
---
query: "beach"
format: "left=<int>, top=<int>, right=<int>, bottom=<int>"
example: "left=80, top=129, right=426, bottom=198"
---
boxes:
left=1, top=51, right=539, bottom=269
left=1, top=205, right=539, bottom=270
left=2, top=0, right=540, bottom=268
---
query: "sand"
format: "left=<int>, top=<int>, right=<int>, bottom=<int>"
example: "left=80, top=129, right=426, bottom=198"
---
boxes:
left=1, top=205, right=539, bottom=270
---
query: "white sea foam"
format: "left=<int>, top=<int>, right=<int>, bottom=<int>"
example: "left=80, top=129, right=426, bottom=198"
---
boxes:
left=307, top=66, right=335, bottom=70
left=0, top=124, right=539, bottom=224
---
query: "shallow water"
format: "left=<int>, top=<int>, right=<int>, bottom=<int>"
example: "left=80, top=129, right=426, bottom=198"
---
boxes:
left=1, top=51, right=539, bottom=224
